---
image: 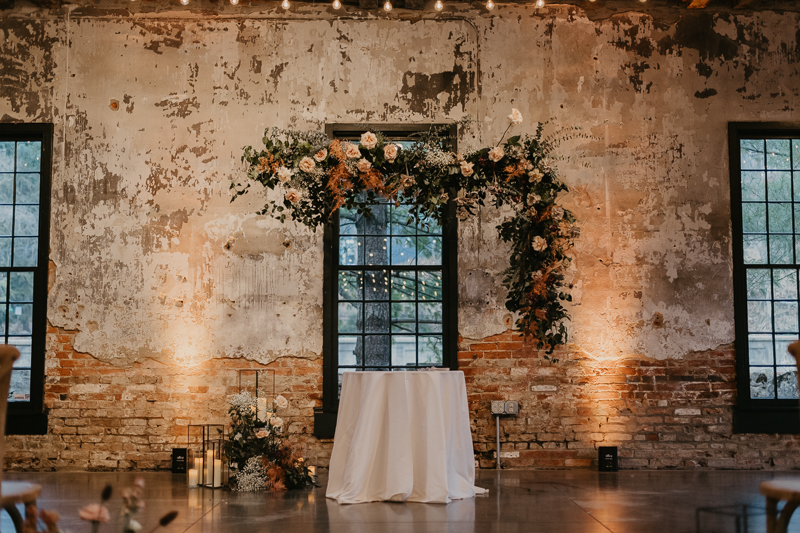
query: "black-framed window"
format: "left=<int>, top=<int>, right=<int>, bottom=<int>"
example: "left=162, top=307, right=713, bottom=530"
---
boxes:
left=315, top=124, right=458, bottom=437
left=730, top=122, right=800, bottom=433
left=0, top=123, right=52, bottom=435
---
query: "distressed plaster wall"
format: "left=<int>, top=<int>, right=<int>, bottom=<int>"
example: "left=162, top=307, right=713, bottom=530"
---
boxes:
left=1, top=2, right=799, bottom=470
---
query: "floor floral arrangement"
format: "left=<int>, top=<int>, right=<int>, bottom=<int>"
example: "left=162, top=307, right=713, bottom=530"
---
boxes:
left=224, top=391, right=315, bottom=491
left=233, top=110, right=581, bottom=355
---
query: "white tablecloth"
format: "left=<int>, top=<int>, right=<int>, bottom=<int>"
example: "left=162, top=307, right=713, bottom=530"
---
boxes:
left=326, top=370, right=481, bottom=504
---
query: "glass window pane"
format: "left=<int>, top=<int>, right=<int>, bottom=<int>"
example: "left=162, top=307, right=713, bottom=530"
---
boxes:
left=10, top=337, right=31, bottom=368
left=13, top=237, right=37, bottom=267
left=742, top=203, right=766, bottom=233
left=363, top=204, right=388, bottom=235
left=419, top=218, right=442, bottom=236
left=749, top=334, right=773, bottom=365
left=339, top=208, right=364, bottom=235
left=0, top=272, right=6, bottom=301
left=794, top=172, right=800, bottom=201
left=794, top=140, right=800, bottom=170
left=8, top=303, right=32, bottom=335
left=364, top=236, right=389, bottom=266
left=0, top=238, right=10, bottom=267
left=418, top=271, right=443, bottom=301
left=391, top=336, right=416, bottom=367
left=390, top=205, right=416, bottom=236
left=777, top=367, right=798, bottom=399
left=0, top=305, right=5, bottom=335
left=418, top=237, right=442, bottom=265
left=391, top=302, right=416, bottom=333
left=750, top=367, right=775, bottom=399
left=338, top=302, right=361, bottom=333
left=769, top=235, right=793, bottom=264
left=391, top=271, right=415, bottom=301
left=8, top=369, right=30, bottom=402
left=338, top=335, right=358, bottom=366
left=0, top=143, right=14, bottom=172
left=391, top=236, right=416, bottom=266
left=0, top=205, right=12, bottom=236
left=339, top=236, right=363, bottom=266
left=772, top=269, right=798, bottom=299
left=744, top=234, right=768, bottom=264
left=747, top=269, right=771, bottom=300
left=767, top=139, right=792, bottom=170
left=418, top=302, right=442, bottom=333
left=364, top=271, right=390, bottom=301
left=14, top=205, right=39, bottom=236
left=742, top=171, right=766, bottom=201
left=364, top=336, right=390, bottom=366
left=0, top=174, right=12, bottom=203
left=9, top=272, right=34, bottom=302
left=767, top=171, right=792, bottom=201
left=364, top=302, right=390, bottom=333
left=774, top=301, right=798, bottom=333
left=747, top=301, right=772, bottom=332
left=419, top=335, right=443, bottom=365
left=769, top=203, right=793, bottom=233
left=338, top=270, right=362, bottom=301
left=741, top=139, right=765, bottom=169
left=775, top=334, right=796, bottom=366
left=15, top=173, right=40, bottom=204
left=15, top=141, right=40, bottom=172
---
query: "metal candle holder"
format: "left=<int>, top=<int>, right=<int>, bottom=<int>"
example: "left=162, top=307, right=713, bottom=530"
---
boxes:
left=187, top=424, right=228, bottom=489
left=237, top=369, right=276, bottom=426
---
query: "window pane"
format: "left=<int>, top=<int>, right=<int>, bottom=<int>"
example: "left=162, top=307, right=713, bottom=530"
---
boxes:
left=418, top=302, right=442, bottom=333
left=0, top=272, right=6, bottom=301
left=747, top=269, right=771, bottom=299
left=0, top=205, right=12, bottom=236
left=418, top=271, right=443, bottom=301
left=13, top=237, right=37, bottom=267
left=15, top=173, right=40, bottom=204
left=14, top=205, right=39, bottom=236
left=9, top=272, right=34, bottom=302
left=741, top=139, right=765, bottom=169
left=767, top=139, right=792, bottom=170
left=364, top=236, right=389, bottom=266
left=0, top=174, right=12, bottom=203
left=769, top=235, right=793, bottom=264
left=769, top=203, right=793, bottom=233
left=750, top=367, right=775, bottom=399
left=15, top=141, right=40, bottom=172
left=363, top=204, right=388, bottom=235
left=339, top=207, right=364, bottom=235
left=338, top=335, right=358, bottom=366
left=364, top=303, right=390, bottom=333
left=338, top=270, right=362, bottom=301
left=390, top=205, right=416, bottom=236
left=10, top=337, right=31, bottom=368
left=773, top=269, right=797, bottom=299
left=775, top=334, right=796, bottom=365
left=777, top=367, right=798, bottom=399
left=748, top=334, right=773, bottom=365
left=747, top=301, right=771, bottom=332
left=339, top=236, right=363, bottom=266
left=391, top=336, right=416, bottom=366
left=743, top=203, right=766, bottom=233
left=774, top=301, right=798, bottom=332
left=794, top=140, right=800, bottom=170
left=0, top=143, right=14, bottom=172
left=391, top=271, right=415, bottom=301
left=338, top=302, right=361, bottom=333
left=0, top=238, right=10, bottom=267
left=0, top=305, right=5, bottom=335
left=767, top=171, right=792, bottom=201
left=391, top=302, right=416, bottom=333
left=419, top=335, right=443, bottom=365
left=364, top=271, right=390, bottom=300
left=744, top=234, right=768, bottom=264
left=742, top=171, right=766, bottom=201
left=364, top=336, right=390, bottom=366
left=8, top=303, right=32, bottom=334
left=418, top=236, right=442, bottom=265
left=8, top=369, right=30, bottom=402
left=391, top=236, right=416, bottom=265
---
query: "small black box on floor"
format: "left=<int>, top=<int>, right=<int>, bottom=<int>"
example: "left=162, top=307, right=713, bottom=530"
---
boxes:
left=598, top=446, right=618, bottom=472
left=172, top=448, right=187, bottom=473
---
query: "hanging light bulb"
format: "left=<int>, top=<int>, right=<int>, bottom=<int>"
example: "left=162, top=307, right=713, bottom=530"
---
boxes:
left=332, top=0, right=341, bottom=8
left=485, top=0, right=494, bottom=9
left=282, top=0, right=290, bottom=7
left=434, top=0, right=443, bottom=10
left=383, top=0, right=392, bottom=11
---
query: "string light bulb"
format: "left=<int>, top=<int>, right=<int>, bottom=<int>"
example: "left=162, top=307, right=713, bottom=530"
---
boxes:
left=281, top=0, right=289, bottom=7
left=383, top=0, right=392, bottom=11
left=534, top=0, right=544, bottom=6
left=485, top=0, right=494, bottom=8
left=332, top=0, right=341, bottom=8
left=434, top=0, right=443, bottom=10
left=180, top=0, right=189, bottom=5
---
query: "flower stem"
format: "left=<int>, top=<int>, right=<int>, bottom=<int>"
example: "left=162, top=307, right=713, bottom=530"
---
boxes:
left=495, top=123, right=513, bottom=148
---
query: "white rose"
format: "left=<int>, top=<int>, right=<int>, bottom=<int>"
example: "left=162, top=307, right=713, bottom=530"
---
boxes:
left=256, top=429, right=269, bottom=439
left=360, top=131, right=378, bottom=150
left=531, top=271, right=543, bottom=281
left=345, top=142, right=362, bottom=159
left=552, top=206, right=564, bottom=220
left=234, top=432, right=242, bottom=441
left=285, top=188, right=302, bottom=204
left=313, top=149, right=328, bottom=162
left=460, top=161, right=474, bottom=177
left=357, top=158, right=372, bottom=173
left=274, top=395, right=289, bottom=409
left=384, top=143, right=399, bottom=163
left=299, top=156, right=316, bottom=173
left=488, top=147, right=504, bottom=162
left=526, top=194, right=541, bottom=206
left=508, top=108, right=523, bottom=125
left=532, top=236, right=547, bottom=252
left=529, top=169, right=544, bottom=183
left=277, top=166, right=293, bottom=183
left=270, top=416, right=284, bottom=429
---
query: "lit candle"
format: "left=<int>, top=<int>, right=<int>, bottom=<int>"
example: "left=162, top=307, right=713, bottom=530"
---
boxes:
left=257, top=397, right=268, bottom=422
left=195, top=458, right=203, bottom=485
left=206, top=450, right=214, bottom=485
left=214, top=459, right=222, bottom=487
left=188, top=469, right=198, bottom=487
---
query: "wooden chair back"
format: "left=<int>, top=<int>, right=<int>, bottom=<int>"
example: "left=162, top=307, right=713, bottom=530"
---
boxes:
left=0, top=345, right=21, bottom=490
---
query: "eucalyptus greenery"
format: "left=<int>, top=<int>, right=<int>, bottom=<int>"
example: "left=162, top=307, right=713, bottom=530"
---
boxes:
left=232, top=111, right=580, bottom=354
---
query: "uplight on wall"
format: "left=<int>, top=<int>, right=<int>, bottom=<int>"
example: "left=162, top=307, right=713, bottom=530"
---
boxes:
left=434, top=0, right=443, bottom=10
left=534, top=0, right=544, bottom=6
left=282, top=0, right=290, bottom=8
left=230, top=0, right=239, bottom=4
left=332, top=0, right=341, bottom=8
left=180, top=0, right=189, bottom=5
left=485, top=0, right=494, bottom=8
left=383, top=0, right=392, bottom=11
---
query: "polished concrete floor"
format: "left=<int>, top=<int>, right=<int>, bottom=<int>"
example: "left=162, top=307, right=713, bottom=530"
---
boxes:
left=3, top=469, right=800, bottom=533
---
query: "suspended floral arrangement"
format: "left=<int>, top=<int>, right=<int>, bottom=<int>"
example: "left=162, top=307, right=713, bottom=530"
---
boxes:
left=232, top=110, right=581, bottom=354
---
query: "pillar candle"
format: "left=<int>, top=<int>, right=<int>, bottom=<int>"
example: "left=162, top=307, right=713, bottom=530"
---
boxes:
left=188, top=469, right=198, bottom=487
left=213, top=459, right=222, bottom=487
left=308, top=465, right=316, bottom=477
left=257, top=397, right=268, bottom=422
left=206, top=450, right=214, bottom=485
left=195, top=458, right=203, bottom=484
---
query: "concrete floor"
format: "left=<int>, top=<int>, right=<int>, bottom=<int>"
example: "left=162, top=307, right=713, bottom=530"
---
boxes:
left=3, top=469, right=800, bottom=533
